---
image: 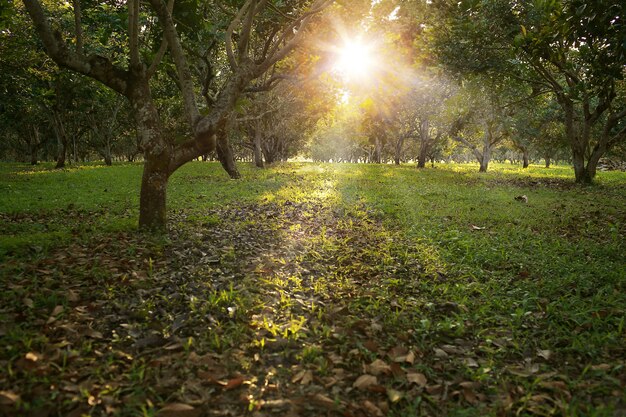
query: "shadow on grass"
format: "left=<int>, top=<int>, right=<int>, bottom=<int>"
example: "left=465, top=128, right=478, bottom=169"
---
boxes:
left=0, top=162, right=624, bottom=417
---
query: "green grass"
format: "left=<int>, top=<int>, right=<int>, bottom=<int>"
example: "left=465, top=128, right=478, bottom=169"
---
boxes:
left=0, top=161, right=624, bottom=417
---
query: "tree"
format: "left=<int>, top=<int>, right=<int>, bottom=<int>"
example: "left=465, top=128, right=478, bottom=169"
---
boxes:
left=393, top=76, right=452, bottom=167
left=446, top=77, right=512, bottom=172
left=22, top=0, right=333, bottom=230
left=432, top=0, right=626, bottom=183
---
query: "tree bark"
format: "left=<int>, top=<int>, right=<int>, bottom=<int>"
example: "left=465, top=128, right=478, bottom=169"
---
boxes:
left=572, top=149, right=592, bottom=183
left=522, top=147, right=529, bottom=168
left=373, top=137, right=382, bottom=164
left=216, top=132, right=241, bottom=179
left=139, top=156, right=169, bottom=230
left=417, top=148, right=428, bottom=168
left=394, top=135, right=404, bottom=165
left=479, top=154, right=489, bottom=172
left=103, top=138, right=113, bottom=166
left=28, top=126, right=41, bottom=165
left=52, top=112, right=68, bottom=169
left=130, top=79, right=170, bottom=231
left=479, top=137, right=491, bottom=173
left=253, top=123, right=264, bottom=168
left=417, top=120, right=431, bottom=168
left=545, top=156, right=551, bottom=168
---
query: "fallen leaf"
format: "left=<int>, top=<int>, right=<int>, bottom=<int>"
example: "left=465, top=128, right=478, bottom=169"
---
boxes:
left=353, top=374, right=377, bottom=390
left=407, top=372, right=427, bottom=387
left=370, top=322, right=383, bottom=332
left=291, top=370, right=307, bottom=384
left=328, top=352, right=343, bottom=364
left=464, top=358, right=479, bottom=368
left=425, top=384, right=443, bottom=395
left=0, top=390, right=20, bottom=405
left=23, top=298, right=34, bottom=308
left=365, top=359, right=390, bottom=376
left=388, top=346, right=408, bottom=362
left=310, top=393, right=336, bottom=409
left=300, top=370, right=313, bottom=385
left=85, top=329, right=103, bottom=339
left=363, top=400, right=384, bottom=417
left=462, top=387, right=477, bottom=404
left=51, top=305, right=64, bottom=316
left=434, top=348, right=448, bottom=358
left=471, top=225, right=485, bottom=230
left=223, top=376, right=245, bottom=390
left=157, top=403, right=201, bottom=417
left=386, top=388, right=403, bottom=403
left=67, top=290, right=80, bottom=302
left=389, top=362, right=404, bottom=378
left=366, top=385, right=387, bottom=394
left=362, top=340, right=379, bottom=352
left=537, top=349, right=552, bottom=360
left=590, top=364, right=611, bottom=371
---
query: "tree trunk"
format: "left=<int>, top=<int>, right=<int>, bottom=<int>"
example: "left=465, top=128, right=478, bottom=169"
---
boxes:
left=139, top=157, right=169, bottom=230
left=545, top=156, right=551, bottom=168
left=563, top=99, right=594, bottom=184
left=253, top=125, right=264, bottom=168
left=262, top=137, right=279, bottom=165
left=417, top=144, right=428, bottom=168
left=417, top=121, right=434, bottom=169
left=478, top=125, right=493, bottom=173
left=416, top=155, right=427, bottom=168
left=104, top=136, right=113, bottom=166
left=131, top=80, right=170, bottom=231
left=30, top=149, right=39, bottom=165
left=373, top=137, right=382, bottom=164
left=522, top=148, right=529, bottom=168
left=571, top=147, right=591, bottom=183
left=394, top=136, right=404, bottom=165
left=29, top=127, right=40, bottom=165
left=479, top=157, right=489, bottom=172
left=479, top=144, right=491, bottom=172
left=216, top=133, right=241, bottom=179
left=52, top=112, right=68, bottom=169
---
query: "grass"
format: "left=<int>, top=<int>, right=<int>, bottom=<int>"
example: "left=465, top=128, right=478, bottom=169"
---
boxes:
left=0, top=161, right=625, bottom=417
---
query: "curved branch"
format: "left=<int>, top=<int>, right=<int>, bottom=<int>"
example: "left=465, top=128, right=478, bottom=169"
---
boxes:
left=148, top=0, right=200, bottom=128
left=146, top=0, right=175, bottom=79
left=225, top=0, right=254, bottom=70
left=22, top=0, right=128, bottom=95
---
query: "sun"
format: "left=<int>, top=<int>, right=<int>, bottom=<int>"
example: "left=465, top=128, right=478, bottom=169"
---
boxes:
left=334, top=39, right=374, bottom=81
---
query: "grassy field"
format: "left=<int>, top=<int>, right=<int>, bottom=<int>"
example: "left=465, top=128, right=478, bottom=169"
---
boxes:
left=0, top=161, right=625, bottom=417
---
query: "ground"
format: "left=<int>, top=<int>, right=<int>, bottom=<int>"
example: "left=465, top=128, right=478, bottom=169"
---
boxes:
left=0, top=162, right=625, bottom=417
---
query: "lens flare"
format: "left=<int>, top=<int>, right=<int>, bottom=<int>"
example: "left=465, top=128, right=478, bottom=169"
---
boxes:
left=334, top=39, right=373, bottom=81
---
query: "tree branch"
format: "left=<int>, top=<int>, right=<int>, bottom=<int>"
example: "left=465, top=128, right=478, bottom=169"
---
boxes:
left=147, top=0, right=175, bottom=79
left=225, top=0, right=254, bottom=70
left=22, top=0, right=129, bottom=95
left=129, top=0, right=140, bottom=69
left=72, top=0, right=83, bottom=55
left=148, top=0, right=200, bottom=128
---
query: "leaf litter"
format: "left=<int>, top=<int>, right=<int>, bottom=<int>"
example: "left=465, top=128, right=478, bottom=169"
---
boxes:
left=0, top=196, right=625, bottom=417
